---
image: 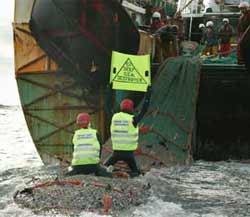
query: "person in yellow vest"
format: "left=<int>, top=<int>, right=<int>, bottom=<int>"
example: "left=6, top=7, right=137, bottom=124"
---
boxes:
left=66, top=113, right=112, bottom=177
left=104, top=87, right=152, bottom=177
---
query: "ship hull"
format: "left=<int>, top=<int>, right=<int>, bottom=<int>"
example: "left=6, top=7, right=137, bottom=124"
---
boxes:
left=30, top=0, right=140, bottom=89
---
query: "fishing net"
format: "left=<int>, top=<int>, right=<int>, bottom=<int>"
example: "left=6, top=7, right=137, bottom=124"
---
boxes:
left=137, top=56, right=201, bottom=166
left=198, top=45, right=238, bottom=64
left=14, top=175, right=151, bottom=216
left=102, top=57, right=201, bottom=171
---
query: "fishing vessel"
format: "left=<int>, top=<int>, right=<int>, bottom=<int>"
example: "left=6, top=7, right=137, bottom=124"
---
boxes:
left=13, top=0, right=250, bottom=171
left=13, top=0, right=174, bottom=169
left=177, top=0, right=250, bottom=160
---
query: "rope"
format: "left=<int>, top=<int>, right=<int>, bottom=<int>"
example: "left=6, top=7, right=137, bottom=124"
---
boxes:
left=134, top=148, right=166, bottom=165
left=146, top=126, right=189, bottom=152
left=179, top=0, right=196, bottom=13
left=18, top=179, right=124, bottom=194
left=102, top=145, right=165, bottom=167
left=33, top=180, right=82, bottom=189
left=146, top=109, right=192, bottom=133
left=40, top=150, right=71, bottom=166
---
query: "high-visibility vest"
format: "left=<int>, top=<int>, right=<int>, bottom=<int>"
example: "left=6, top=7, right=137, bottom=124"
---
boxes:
left=71, top=128, right=100, bottom=166
left=111, top=112, right=139, bottom=151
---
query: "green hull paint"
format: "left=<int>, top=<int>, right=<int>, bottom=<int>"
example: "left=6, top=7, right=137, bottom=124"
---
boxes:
left=16, top=72, right=100, bottom=164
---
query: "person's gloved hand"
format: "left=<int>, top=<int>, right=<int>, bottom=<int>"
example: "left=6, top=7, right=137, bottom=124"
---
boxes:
left=139, top=126, right=150, bottom=134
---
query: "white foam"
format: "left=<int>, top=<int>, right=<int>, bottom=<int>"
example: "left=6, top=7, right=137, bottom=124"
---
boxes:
left=131, top=197, right=198, bottom=217
left=131, top=197, right=228, bottom=217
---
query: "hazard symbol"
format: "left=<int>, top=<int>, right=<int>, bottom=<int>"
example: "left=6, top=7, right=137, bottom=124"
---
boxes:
left=112, top=58, right=147, bottom=84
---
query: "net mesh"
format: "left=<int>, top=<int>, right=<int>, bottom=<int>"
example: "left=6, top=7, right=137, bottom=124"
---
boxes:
left=14, top=174, right=150, bottom=216
left=137, top=56, right=201, bottom=166
left=199, top=45, right=238, bottom=64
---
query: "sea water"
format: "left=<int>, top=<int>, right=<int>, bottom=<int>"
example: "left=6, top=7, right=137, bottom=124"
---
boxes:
left=0, top=106, right=250, bottom=217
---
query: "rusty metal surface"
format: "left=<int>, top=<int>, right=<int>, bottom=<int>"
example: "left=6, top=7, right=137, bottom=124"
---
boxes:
left=16, top=72, right=106, bottom=164
left=13, top=21, right=108, bottom=164
left=13, top=23, right=57, bottom=75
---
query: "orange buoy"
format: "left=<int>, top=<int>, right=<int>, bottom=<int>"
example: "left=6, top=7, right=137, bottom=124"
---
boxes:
left=102, top=193, right=112, bottom=213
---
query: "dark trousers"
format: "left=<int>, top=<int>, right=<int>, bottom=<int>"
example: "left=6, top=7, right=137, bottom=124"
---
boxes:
left=105, top=151, right=140, bottom=176
left=65, top=164, right=112, bottom=177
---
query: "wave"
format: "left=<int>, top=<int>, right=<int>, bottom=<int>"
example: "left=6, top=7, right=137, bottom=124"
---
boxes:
left=0, top=104, right=20, bottom=109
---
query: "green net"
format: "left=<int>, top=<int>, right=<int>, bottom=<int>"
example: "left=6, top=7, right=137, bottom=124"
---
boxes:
left=202, top=52, right=237, bottom=64
left=138, top=56, right=201, bottom=165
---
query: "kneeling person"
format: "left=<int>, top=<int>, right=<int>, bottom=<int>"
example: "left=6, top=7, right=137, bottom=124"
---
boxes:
left=66, top=113, right=112, bottom=177
left=105, top=88, right=151, bottom=177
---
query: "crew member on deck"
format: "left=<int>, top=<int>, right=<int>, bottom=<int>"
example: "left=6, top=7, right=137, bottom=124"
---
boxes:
left=66, top=113, right=112, bottom=177
left=198, top=23, right=206, bottom=44
left=202, top=21, right=218, bottom=57
left=237, top=1, right=250, bottom=72
left=218, top=18, right=234, bottom=57
left=151, top=11, right=165, bottom=33
left=104, top=87, right=152, bottom=177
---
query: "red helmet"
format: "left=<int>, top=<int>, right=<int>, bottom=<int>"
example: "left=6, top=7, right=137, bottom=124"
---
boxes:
left=76, top=113, right=90, bottom=128
left=120, top=99, right=134, bottom=112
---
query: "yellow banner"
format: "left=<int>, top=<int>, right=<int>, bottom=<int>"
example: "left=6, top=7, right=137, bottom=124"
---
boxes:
left=110, top=51, right=151, bottom=92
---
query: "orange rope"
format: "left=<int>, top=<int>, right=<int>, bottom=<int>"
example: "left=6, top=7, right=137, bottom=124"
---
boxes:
left=144, top=126, right=189, bottom=151
left=135, top=148, right=166, bottom=166
left=28, top=179, right=124, bottom=194
left=91, top=182, right=123, bottom=193
left=33, top=180, right=83, bottom=189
